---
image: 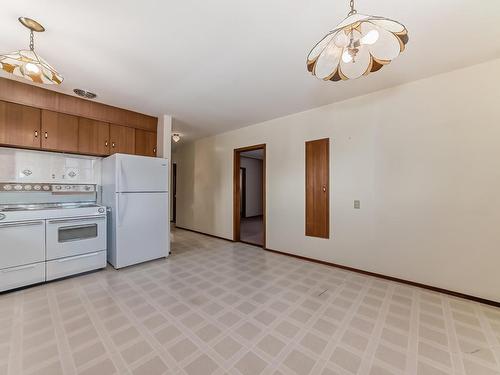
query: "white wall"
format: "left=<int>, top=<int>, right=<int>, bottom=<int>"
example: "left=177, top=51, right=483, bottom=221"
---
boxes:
left=175, top=58, right=500, bottom=303
left=157, top=115, right=172, bottom=161
left=156, top=115, right=173, bottom=220
left=240, top=156, right=263, bottom=217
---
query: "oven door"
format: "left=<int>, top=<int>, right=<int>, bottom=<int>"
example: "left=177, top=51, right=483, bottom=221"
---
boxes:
left=46, top=215, right=107, bottom=260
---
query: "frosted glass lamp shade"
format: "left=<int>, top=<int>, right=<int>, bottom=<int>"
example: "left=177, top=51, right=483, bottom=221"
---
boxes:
left=307, top=13, right=408, bottom=81
left=0, top=49, right=63, bottom=85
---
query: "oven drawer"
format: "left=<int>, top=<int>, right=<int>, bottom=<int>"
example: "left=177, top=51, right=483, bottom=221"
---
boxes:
left=46, top=215, right=106, bottom=260
left=0, top=220, right=45, bottom=268
left=46, top=251, right=106, bottom=281
left=0, top=262, right=45, bottom=292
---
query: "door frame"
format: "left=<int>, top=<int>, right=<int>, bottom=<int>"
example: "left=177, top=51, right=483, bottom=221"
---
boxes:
left=233, top=144, right=266, bottom=248
left=240, top=167, right=246, bottom=218
left=172, top=162, right=177, bottom=223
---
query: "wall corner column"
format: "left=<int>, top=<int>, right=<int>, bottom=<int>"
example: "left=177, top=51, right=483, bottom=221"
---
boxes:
left=157, top=114, right=172, bottom=161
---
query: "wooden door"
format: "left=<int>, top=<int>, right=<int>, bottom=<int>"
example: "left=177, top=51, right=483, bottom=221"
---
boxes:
left=109, top=124, right=135, bottom=154
left=135, top=129, right=157, bottom=157
left=305, top=138, right=329, bottom=238
left=0, top=101, right=41, bottom=149
left=41, top=110, right=79, bottom=153
left=78, top=118, right=110, bottom=155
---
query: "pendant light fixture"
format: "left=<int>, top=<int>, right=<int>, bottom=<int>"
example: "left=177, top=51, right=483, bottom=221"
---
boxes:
left=0, top=17, right=63, bottom=85
left=307, top=0, right=408, bottom=81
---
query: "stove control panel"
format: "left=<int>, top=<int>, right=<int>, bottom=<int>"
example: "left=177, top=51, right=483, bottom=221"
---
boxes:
left=52, top=185, right=96, bottom=193
left=0, top=183, right=96, bottom=193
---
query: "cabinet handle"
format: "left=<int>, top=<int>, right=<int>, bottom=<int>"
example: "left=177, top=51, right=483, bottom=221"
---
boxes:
left=44, top=132, right=48, bottom=139
left=34, top=130, right=38, bottom=138
left=322, top=185, right=327, bottom=192
left=105, top=141, right=108, bottom=147
left=111, top=142, right=116, bottom=148
left=153, top=147, right=156, bottom=154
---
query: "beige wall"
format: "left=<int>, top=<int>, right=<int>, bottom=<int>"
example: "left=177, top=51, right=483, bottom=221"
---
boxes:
left=175, top=58, right=500, bottom=302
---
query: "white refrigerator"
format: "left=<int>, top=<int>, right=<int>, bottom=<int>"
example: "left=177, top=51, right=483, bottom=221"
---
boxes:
left=102, top=153, right=169, bottom=269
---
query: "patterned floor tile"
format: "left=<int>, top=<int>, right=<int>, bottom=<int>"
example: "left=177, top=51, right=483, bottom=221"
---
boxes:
left=0, top=227, right=499, bottom=375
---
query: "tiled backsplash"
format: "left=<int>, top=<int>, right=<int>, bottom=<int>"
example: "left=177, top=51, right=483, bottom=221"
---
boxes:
left=0, top=147, right=102, bottom=184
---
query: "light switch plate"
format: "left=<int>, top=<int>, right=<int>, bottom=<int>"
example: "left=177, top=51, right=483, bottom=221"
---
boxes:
left=354, top=200, right=360, bottom=209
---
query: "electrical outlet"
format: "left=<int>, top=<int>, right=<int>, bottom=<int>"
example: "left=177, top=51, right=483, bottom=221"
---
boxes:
left=354, top=200, right=360, bottom=209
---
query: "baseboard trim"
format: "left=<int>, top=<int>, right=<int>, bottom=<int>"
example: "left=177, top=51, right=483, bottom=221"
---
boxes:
left=264, top=247, right=500, bottom=308
left=173, top=226, right=500, bottom=308
left=175, top=226, right=234, bottom=242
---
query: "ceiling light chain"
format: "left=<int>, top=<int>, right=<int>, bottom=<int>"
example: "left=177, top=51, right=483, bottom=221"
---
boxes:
left=29, top=30, right=35, bottom=51
left=348, top=0, right=357, bottom=16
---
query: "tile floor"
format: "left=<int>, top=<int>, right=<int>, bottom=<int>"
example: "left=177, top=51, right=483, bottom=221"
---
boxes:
left=1, top=228, right=500, bottom=375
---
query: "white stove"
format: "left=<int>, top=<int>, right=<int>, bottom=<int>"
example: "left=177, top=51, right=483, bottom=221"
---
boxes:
left=0, top=202, right=106, bottom=222
left=0, top=183, right=107, bottom=292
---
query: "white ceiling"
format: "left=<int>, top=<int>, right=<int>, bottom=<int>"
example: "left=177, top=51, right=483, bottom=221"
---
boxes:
left=1, top=1, right=500, bottom=142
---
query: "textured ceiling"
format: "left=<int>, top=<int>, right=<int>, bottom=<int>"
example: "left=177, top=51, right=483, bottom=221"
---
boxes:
left=1, top=0, right=500, bottom=142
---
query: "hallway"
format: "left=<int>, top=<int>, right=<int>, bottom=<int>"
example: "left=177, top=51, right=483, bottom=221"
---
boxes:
left=240, top=215, right=264, bottom=246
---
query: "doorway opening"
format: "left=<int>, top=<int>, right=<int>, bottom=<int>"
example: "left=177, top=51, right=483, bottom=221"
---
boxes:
left=233, top=144, right=266, bottom=247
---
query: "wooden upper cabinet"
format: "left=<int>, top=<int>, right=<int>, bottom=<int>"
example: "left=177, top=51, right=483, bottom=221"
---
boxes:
left=0, top=101, right=41, bottom=149
left=41, top=110, right=79, bottom=153
left=135, top=129, right=157, bottom=157
left=0, top=78, right=157, bottom=131
left=109, top=124, right=135, bottom=155
left=305, top=138, right=330, bottom=239
left=78, top=118, right=110, bottom=156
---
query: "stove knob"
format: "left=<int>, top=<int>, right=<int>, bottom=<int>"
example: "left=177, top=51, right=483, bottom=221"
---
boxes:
left=55, top=185, right=62, bottom=190
left=98, top=208, right=105, bottom=213
left=42, top=185, right=50, bottom=191
left=0, top=214, right=5, bottom=220
left=3, top=185, right=12, bottom=191
left=14, top=185, right=22, bottom=191
left=24, top=185, right=32, bottom=191
left=33, top=185, right=41, bottom=191
left=65, top=186, right=71, bottom=190
left=84, top=185, right=91, bottom=191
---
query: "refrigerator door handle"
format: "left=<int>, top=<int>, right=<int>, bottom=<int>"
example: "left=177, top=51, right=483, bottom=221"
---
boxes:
left=118, top=159, right=123, bottom=192
left=117, top=193, right=128, bottom=227
left=117, top=193, right=121, bottom=227
left=119, top=159, right=129, bottom=192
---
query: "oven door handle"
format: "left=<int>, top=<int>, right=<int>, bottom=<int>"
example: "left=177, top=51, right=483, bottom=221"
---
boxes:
left=48, top=215, right=106, bottom=224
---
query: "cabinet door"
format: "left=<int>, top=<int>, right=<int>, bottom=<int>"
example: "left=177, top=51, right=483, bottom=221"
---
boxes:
left=41, top=110, right=79, bottom=153
left=0, top=101, right=41, bottom=149
left=135, top=129, right=157, bottom=157
left=78, top=118, right=110, bottom=155
left=305, top=138, right=329, bottom=239
left=109, top=124, right=135, bottom=154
